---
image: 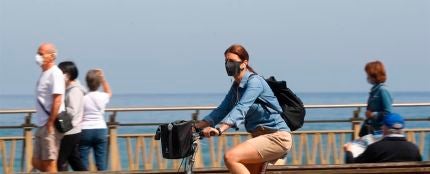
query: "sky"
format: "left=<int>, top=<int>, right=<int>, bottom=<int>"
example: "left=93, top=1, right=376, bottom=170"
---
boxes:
left=0, top=0, right=429, bottom=95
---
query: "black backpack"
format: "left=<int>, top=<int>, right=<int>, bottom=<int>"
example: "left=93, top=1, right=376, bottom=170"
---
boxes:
left=253, top=75, right=306, bottom=131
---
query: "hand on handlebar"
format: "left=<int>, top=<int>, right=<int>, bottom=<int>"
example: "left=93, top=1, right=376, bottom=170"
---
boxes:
left=202, top=127, right=220, bottom=137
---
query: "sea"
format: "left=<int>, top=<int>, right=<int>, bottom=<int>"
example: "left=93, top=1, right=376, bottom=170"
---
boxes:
left=1, top=92, right=429, bottom=134
left=0, top=92, right=429, bottom=170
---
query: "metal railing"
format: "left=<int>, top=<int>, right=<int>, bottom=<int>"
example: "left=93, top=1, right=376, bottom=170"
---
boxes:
left=0, top=103, right=429, bottom=173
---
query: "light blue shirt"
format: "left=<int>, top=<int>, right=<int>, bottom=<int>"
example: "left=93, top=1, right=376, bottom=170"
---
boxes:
left=203, top=71, right=290, bottom=133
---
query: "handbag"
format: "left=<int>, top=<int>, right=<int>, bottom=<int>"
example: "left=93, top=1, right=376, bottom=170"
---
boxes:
left=55, top=111, right=74, bottom=133
left=37, top=87, right=76, bottom=133
left=154, top=120, right=194, bottom=159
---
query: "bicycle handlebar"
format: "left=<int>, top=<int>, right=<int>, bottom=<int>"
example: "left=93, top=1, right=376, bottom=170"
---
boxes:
left=209, top=131, right=218, bottom=136
left=194, top=126, right=219, bottom=138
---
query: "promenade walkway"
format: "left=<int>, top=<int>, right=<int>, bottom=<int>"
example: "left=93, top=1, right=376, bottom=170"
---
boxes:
left=16, top=162, right=430, bottom=174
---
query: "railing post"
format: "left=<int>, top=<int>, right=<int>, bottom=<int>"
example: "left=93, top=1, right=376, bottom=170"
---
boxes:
left=192, top=110, right=200, bottom=121
left=191, top=110, right=202, bottom=167
left=108, top=111, right=121, bottom=171
left=351, top=107, right=362, bottom=140
left=21, top=113, right=33, bottom=172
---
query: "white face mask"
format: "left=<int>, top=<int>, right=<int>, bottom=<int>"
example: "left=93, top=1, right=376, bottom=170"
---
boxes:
left=35, top=54, right=44, bottom=66
left=64, top=74, right=69, bottom=82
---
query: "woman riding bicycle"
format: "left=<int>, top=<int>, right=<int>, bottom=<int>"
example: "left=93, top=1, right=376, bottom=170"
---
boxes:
left=195, top=44, right=292, bottom=174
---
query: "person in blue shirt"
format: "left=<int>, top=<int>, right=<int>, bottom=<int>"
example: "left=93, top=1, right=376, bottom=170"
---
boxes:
left=195, top=44, right=292, bottom=174
left=359, top=61, right=393, bottom=137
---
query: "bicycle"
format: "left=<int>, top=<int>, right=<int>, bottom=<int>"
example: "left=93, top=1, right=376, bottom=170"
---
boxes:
left=193, top=128, right=270, bottom=174
left=181, top=127, right=202, bottom=174
left=155, top=121, right=269, bottom=174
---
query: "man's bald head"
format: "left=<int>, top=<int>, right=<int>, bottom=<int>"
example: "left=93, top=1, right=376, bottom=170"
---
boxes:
left=38, top=43, right=57, bottom=55
left=36, top=43, right=58, bottom=70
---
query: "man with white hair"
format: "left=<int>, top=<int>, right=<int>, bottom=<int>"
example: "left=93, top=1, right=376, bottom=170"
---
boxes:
left=33, top=43, right=65, bottom=172
left=344, top=113, right=422, bottom=163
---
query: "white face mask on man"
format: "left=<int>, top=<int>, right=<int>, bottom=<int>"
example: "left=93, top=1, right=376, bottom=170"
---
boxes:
left=35, top=54, right=44, bottom=66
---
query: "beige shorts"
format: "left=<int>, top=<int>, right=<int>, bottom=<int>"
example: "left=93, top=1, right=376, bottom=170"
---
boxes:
left=33, top=125, right=63, bottom=160
left=245, top=130, right=293, bottom=164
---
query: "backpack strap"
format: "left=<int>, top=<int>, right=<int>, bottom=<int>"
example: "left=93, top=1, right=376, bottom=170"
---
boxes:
left=247, top=74, right=283, bottom=114
left=257, top=96, right=283, bottom=114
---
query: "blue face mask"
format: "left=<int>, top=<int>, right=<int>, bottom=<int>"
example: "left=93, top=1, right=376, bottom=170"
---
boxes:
left=225, top=60, right=243, bottom=76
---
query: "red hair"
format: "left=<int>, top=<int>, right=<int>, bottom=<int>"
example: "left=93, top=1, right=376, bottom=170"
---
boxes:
left=365, top=60, right=387, bottom=83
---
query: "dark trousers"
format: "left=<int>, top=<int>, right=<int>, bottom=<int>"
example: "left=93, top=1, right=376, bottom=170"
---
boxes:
left=57, top=132, right=87, bottom=171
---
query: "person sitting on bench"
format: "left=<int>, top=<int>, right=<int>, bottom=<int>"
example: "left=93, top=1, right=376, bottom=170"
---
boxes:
left=344, top=113, right=422, bottom=163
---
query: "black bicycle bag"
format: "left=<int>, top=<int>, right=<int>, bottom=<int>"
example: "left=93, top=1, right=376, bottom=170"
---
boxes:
left=155, top=120, right=194, bottom=159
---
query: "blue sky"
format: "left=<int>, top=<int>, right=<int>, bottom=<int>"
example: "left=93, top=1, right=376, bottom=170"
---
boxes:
left=0, top=0, right=429, bottom=95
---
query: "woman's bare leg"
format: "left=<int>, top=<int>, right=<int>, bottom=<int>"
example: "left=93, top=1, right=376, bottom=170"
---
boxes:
left=224, top=142, right=265, bottom=174
left=244, top=163, right=267, bottom=174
